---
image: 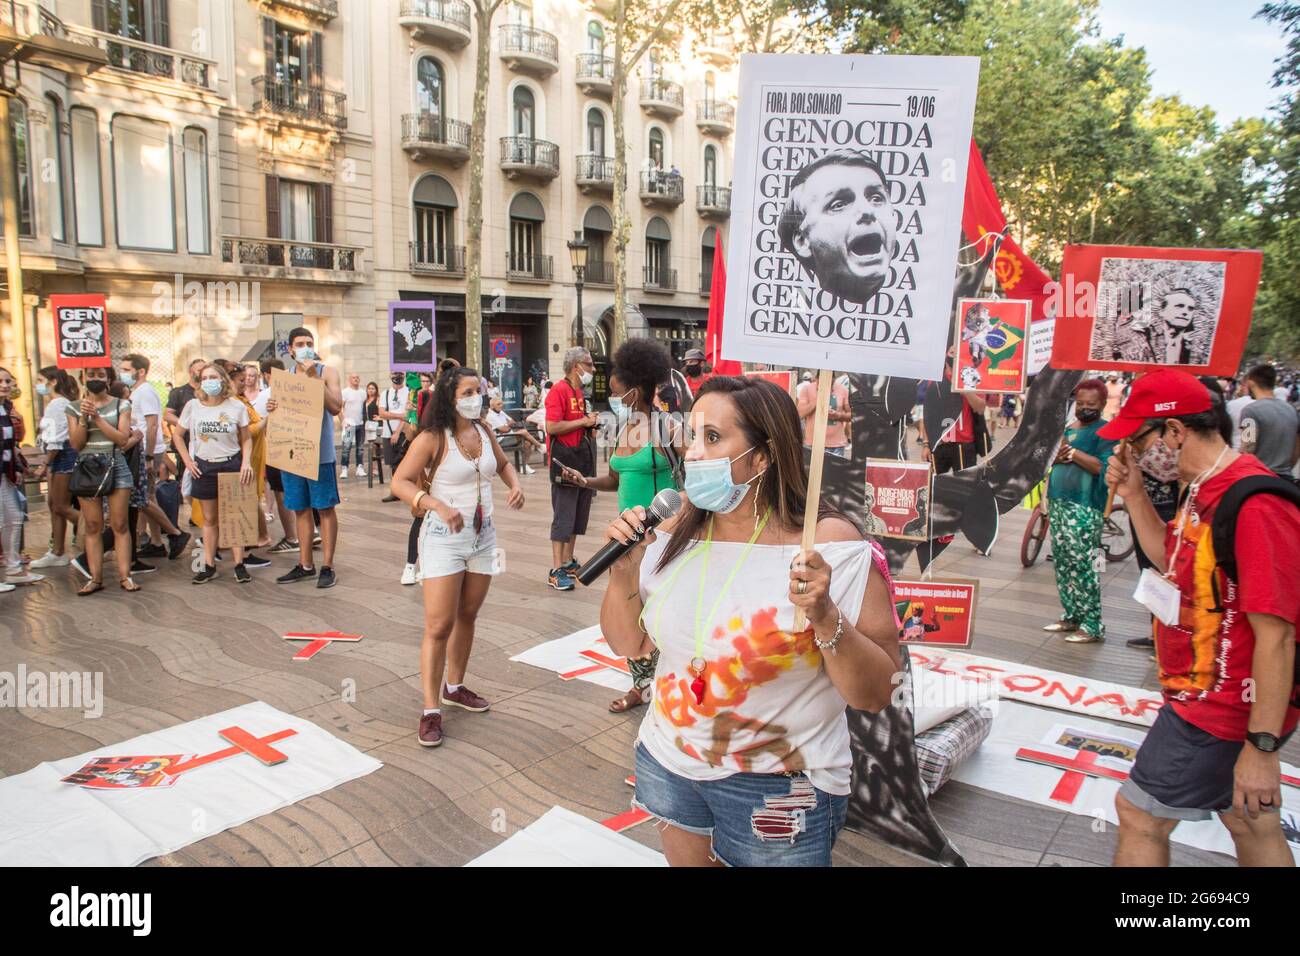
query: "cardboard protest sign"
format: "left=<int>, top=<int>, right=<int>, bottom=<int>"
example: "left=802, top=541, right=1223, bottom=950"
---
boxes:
left=217, top=472, right=259, bottom=549
left=1050, top=245, right=1263, bottom=376
left=743, top=368, right=794, bottom=396
left=266, top=368, right=323, bottom=479
left=894, top=578, right=978, bottom=648
left=49, top=294, right=111, bottom=369
left=863, top=458, right=932, bottom=541
left=722, top=53, right=980, bottom=381
left=951, top=298, right=1028, bottom=394
left=389, top=301, right=437, bottom=372
left=1027, top=318, right=1055, bottom=375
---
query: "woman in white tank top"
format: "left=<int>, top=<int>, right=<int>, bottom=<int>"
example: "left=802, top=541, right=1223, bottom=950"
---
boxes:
left=391, top=365, right=525, bottom=749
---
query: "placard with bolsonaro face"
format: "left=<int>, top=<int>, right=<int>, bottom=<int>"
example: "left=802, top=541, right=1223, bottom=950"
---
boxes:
left=723, top=54, right=980, bottom=381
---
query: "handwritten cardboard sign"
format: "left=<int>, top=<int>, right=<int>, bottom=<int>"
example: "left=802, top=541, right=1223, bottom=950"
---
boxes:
left=217, top=472, right=259, bottom=549
left=266, top=368, right=323, bottom=479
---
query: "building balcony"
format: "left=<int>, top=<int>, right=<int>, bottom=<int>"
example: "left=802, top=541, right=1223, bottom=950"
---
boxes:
left=587, top=0, right=618, bottom=15
left=696, top=100, right=735, bottom=136
left=401, top=113, right=471, bottom=164
left=500, top=136, right=559, bottom=180
left=643, top=266, right=677, bottom=293
left=697, top=185, right=731, bottom=219
left=55, top=22, right=218, bottom=91
left=397, top=0, right=472, bottom=48
left=639, top=171, right=684, bottom=207
left=640, top=78, right=684, bottom=118
left=221, top=236, right=363, bottom=283
left=498, top=24, right=559, bottom=75
left=584, top=260, right=615, bottom=286
left=697, top=35, right=736, bottom=67
left=263, top=0, right=339, bottom=21
left=252, top=76, right=348, bottom=131
left=507, top=253, right=553, bottom=282
left=575, top=154, right=616, bottom=194
left=575, top=53, right=615, bottom=96
left=409, top=243, right=466, bottom=275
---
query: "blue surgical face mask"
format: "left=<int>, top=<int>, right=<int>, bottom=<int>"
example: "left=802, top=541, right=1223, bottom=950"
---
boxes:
left=294, top=346, right=317, bottom=362
left=683, top=447, right=764, bottom=514
left=36, top=383, right=50, bottom=396
left=608, top=389, right=635, bottom=426
left=201, top=379, right=222, bottom=396
left=119, top=371, right=134, bottom=387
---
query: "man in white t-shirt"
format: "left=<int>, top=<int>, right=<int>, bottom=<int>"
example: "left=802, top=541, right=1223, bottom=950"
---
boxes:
left=377, top=372, right=410, bottom=501
left=338, top=372, right=367, bottom=480
left=1226, top=378, right=1254, bottom=450
left=120, top=354, right=190, bottom=565
left=486, top=395, right=540, bottom=474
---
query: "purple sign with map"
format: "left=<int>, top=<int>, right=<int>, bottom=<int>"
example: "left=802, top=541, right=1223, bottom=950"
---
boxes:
left=388, top=301, right=437, bottom=372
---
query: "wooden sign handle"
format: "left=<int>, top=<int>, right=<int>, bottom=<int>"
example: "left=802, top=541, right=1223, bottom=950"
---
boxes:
left=1101, top=439, right=1128, bottom=519
left=794, top=369, right=833, bottom=633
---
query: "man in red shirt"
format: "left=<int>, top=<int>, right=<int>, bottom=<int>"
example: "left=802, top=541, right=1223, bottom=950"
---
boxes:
left=1105, top=369, right=1299, bottom=867
left=681, top=349, right=711, bottom=398
left=545, top=346, right=598, bottom=590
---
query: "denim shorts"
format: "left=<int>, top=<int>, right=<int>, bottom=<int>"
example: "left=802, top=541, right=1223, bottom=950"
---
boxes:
left=419, top=513, right=500, bottom=578
left=632, top=741, right=848, bottom=867
left=50, top=446, right=78, bottom=475
left=75, top=450, right=134, bottom=493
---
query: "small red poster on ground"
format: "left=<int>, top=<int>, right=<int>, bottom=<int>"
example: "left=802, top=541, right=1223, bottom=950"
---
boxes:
left=743, top=368, right=794, bottom=396
left=1049, top=245, right=1262, bottom=376
left=60, top=754, right=192, bottom=790
left=864, top=459, right=932, bottom=541
left=951, top=298, right=1029, bottom=394
left=894, top=578, right=979, bottom=648
left=49, top=294, right=111, bottom=369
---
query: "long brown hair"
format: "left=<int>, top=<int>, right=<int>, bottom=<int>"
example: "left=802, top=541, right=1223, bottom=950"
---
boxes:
left=39, top=365, right=80, bottom=401
left=656, top=375, right=808, bottom=572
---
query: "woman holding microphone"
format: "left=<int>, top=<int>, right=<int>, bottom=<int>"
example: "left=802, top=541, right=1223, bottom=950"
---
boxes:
left=391, top=365, right=524, bottom=748
left=598, top=375, right=900, bottom=867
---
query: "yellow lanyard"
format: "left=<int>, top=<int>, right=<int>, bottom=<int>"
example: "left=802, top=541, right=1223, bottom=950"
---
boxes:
left=642, top=509, right=772, bottom=662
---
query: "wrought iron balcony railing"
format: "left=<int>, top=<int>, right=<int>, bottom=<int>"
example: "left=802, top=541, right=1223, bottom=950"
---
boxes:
left=222, top=236, right=361, bottom=274
left=252, top=76, right=348, bottom=130
left=507, top=253, right=554, bottom=281
left=410, top=243, right=467, bottom=274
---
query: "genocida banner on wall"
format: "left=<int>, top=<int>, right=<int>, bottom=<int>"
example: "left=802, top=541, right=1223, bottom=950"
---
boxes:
left=723, top=54, right=980, bottom=381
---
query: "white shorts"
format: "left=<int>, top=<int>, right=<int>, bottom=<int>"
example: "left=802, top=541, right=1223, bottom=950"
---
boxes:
left=419, top=512, right=501, bottom=579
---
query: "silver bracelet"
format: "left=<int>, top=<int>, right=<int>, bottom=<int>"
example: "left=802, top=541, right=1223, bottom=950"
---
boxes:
left=813, top=610, right=843, bottom=656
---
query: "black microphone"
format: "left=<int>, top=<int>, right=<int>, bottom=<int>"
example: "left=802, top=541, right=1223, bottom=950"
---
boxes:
left=576, top=488, right=682, bottom=586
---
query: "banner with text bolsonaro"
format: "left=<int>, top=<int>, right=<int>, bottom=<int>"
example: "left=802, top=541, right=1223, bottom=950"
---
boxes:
left=723, top=54, right=979, bottom=380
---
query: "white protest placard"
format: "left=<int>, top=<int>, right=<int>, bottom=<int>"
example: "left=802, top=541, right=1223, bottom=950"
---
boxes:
left=1027, top=318, right=1056, bottom=375
left=722, top=53, right=980, bottom=381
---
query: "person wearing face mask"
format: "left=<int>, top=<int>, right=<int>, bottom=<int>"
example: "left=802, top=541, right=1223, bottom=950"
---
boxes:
left=29, top=367, right=81, bottom=570
left=265, top=328, right=344, bottom=589
left=0, top=366, right=42, bottom=592
left=66, top=366, right=137, bottom=595
left=545, top=347, right=599, bottom=591
left=390, top=365, right=525, bottom=747
left=681, top=348, right=711, bottom=398
left=377, top=370, right=412, bottom=502
left=597, top=375, right=902, bottom=867
left=1040, top=379, right=1116, bottom=644
left=558, top=339, right=680, bottom=714
left=1103, top=369, right=1300, bottom=867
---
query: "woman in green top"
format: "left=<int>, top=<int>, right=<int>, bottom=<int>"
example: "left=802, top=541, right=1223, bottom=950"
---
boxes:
left=1043, top=379, right=1116, bottom=644
left=560, top=339, right=680, bottom=713
left=66, top=366, right=139, bottom=595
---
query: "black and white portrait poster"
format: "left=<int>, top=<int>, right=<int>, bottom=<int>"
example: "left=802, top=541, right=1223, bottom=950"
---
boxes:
left=722, top=54, right=980, bottom=381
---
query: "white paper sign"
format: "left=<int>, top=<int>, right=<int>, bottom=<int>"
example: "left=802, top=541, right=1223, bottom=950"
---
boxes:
left=722, top=53, right=980, bottom=380
left=1027, top=318, right=1056, bottom=374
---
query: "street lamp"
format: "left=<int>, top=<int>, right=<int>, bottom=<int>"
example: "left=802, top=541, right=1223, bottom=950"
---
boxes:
left=566, top=230, right=589, bottom=349
left=0, top=22, right=106, bottom=426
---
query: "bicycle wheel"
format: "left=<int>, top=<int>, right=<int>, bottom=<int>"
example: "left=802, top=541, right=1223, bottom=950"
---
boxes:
left=1102, top=503, right=1136, bottom=563
left=1021, top=505, right=1049, bottom=567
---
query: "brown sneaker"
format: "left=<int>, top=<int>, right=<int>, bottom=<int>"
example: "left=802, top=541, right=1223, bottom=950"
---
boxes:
left=417, top=712, right=444, bottom=747
left=441, top=684, right=490, bottom=713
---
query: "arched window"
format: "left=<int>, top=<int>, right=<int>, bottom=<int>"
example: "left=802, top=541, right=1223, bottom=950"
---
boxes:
left=512, top=85, right=535, bottom=138
left=645, top=216, right=671, bottom=289
left=586, top=108, right=605, bottom=156
left=183, top=128, right=210, bottom=254
left=416, top=56, right=445, bottom=116
left=412, top=173, right=458, bottom=270
left=705, top=71, right=716, bottom=103
left=508, top=191, right=545, bottom=278
left=701, top=225, right=718, bottom=292
left=69, top=107, right=102, bottom=246
left=703, top=144, right=717, bottom=186
left=587, top=20, right=604, bottom=54
left=5, top=99, right=33, bottom=237
left=648, top=127, right=664, bottom=169
left=45, top=95, right=66, bottom=242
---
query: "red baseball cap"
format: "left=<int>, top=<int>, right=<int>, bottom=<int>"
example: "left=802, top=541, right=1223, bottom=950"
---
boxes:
left=1097, top=369, right=1213, bottom=440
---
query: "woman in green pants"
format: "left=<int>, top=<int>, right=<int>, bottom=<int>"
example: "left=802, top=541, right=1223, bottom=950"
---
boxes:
left=560, top=338, right=680, bottom=712
left=1042, top=378, right=1117, bottom=644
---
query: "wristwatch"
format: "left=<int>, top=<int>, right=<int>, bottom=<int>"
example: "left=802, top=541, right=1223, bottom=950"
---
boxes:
left=1246, top=731, right=1281, bottom=753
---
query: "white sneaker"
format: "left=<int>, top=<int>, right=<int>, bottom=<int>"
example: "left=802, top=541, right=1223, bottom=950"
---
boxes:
left=400, top=563, right=417, bottom=586
left=5, top=572, right=45, bottom=585
left=0, top=583, right=14, bottom=593
left=30, top=551, right=71, bottom=569
left=524, top=465, right=536, bottom=475
left=339, top=466, right=348, bottom=480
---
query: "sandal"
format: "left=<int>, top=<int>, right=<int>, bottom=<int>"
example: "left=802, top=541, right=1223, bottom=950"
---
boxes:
left=1042, top=619, right=1079, bottom=633
left=609, top=686, right=648, bottom=714
left=1065, top=629, right=1104, bottom=644
left=77, top=579, right=104, bottom=596
left=121, top=579, right=141, bottom=593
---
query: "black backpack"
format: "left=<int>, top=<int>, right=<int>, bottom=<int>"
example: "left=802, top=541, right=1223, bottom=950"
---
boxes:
left=1206, top=474, right=1300, bottom=705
